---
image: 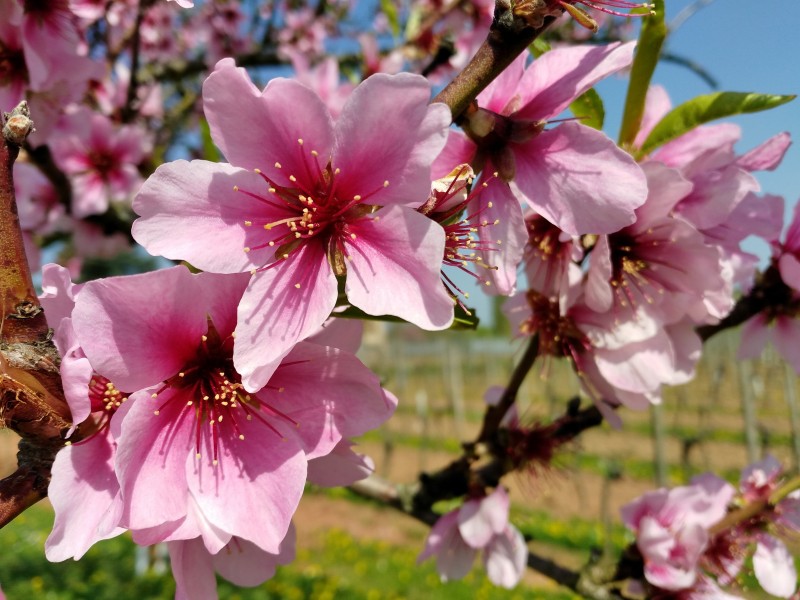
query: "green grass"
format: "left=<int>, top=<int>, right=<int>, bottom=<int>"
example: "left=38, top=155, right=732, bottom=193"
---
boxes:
left=0, top=505, right=578, bottom=600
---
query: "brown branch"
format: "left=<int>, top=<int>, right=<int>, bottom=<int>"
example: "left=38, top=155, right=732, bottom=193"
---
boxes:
left=432, top=4, right=561, bottom=120
left=0, top=102, right=71, bottom=528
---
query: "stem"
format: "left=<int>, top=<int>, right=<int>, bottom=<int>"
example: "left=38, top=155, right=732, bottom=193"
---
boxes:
left=432, top=6, right=560, bottom=120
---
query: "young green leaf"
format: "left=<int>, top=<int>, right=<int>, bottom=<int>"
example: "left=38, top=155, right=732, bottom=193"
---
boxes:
left=638, top=91, right=796, bottom=157
left=570, top=88, right=605, bottom=130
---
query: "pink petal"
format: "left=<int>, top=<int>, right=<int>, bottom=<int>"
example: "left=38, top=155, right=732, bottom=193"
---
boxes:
left=345, top=206, right=454, bottom=330
left=418, top=511, right=477, bottom=582
left=773, top=316, right=800, bottom=373
left=514, top=42, right=635, bottom=122
left=203, top=59, right=334, bottom=185
left=476, top=52, right=526, bottom=115
left=133, top=161, right=277, bottom=273
left=187, top=412, right=307, bottom=554
left=754, top=536, right=797, bottom=598
left=471, top=180, right=525, bottom=296
left=45, top=433, right=124, bottom=561
left=72, top=267, right=209, bottom=392
left=779, top=253, right=800, bottom=292
left=116, top=391, right=194, bottom=530
left=736, top=132, right=792, bottom=172
left=307, top=441, right=375, bottom=487
left=458, top=487, right=510, bottom=548
left=260, top=342, right=395, bottom=459
left=655, top=123, right=741, bottom=173
left=675, top=166, right=759, bottom=231
left=634, top=85, right=672, bottom=148
left=307, top=317, right=363, bottom=353
left=39, top=263, right=78, bottom=328
left=511, top=122, right=646, bottom=235
left=483, top=527, right=528, bottom=589
left=332, top=73, right=451, bottom=208
left=234, top=241, right=338, bottom=392
left=737, top=314, right=770, bottom=360
left=213, top=527, right=296, bottom=587
left=169, top=538, right=218, bottom=600
left=585, top=234, right=613, bottom=313
left=432, top=131, right=478, bottom=180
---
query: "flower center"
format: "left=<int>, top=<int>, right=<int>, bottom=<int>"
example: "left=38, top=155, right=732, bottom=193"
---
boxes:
left=149, top=318, right=299, bottom=466
left=521, top=291, right=590, bottom=364
left=234, top=139, right=389, bottom=276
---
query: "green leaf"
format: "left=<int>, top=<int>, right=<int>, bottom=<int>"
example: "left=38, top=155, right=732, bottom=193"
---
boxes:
left=638, top=92, right=797, bottom=156
left=569, top=88, right=604, bottom=130
left=618, top=0, right=666, bottom=146
left=529, top=38, right=551, bottom=58
left=333, top=303, right=479, bottom=330
left=199, top=118, right=220, bottom=162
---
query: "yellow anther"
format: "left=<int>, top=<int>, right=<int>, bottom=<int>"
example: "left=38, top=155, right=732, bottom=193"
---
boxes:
left=274, top=162, right=282, bottom=169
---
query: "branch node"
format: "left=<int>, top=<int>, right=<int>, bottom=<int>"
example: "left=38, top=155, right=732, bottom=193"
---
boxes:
left=3, top=101, right=35, bottom=146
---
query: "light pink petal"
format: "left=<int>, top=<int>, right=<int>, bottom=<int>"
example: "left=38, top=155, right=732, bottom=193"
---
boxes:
left=754, top=536, right=797, bottom=598
left=634, top=85, right=672, bottom=148
left=737, top=314, right=770, bottom=360
left=203, top=59, right=334, bottom=183
left=72, top=267, right=208, bottom=392
left=471, top=180, right=525, bottom=296
left=655, top=123, right=741, bottom=173
left=476, top=52, right=526, bottom=115
left=633, top=163, right=694, bottom=227
left=483, top=526, right=528, bottom=589
left=234, top=241, right=338, bottom=392
left=332, top=73, right=450, bottom=208
left=779, top=253, right=800, bottom=292
left=585, top=234, right=613, bottom=313
left=345, top=206, right=454, bottom=330
left=39, top=263, right=78, bottom=327
left=773, top=317, right=800, bottom=373
left=306, top=317, right=363, bottom=353
left=306, top=441, right=375, bottom=487
left=54, top=322, right=93, bottom=433
left=675, top=166, right=759, bottom=231
left=213, top=527, right=296, bottom=587
left=736, top=132, right=792, bottom=172
left=514, top=42, right=635, bottom=121
left=188, top=413, right=306, bottom=554
left=260, top=342, right=395, bottom=459
left=116, top=390, right=193, bottom=530
left=169, top=538, right=218, bottom=600
left=458, top=488, right=510, bottom=548
left=419, top=511, right=477, bottom=582
left=133, top=161, right=277, bottom=273
left=45, top=433, right=124, bottom=561
left=511, top=122, right=646, bottom=235
left=594, top=331, right=676, bottom=394
left=431, top=130, right=478, bottom=180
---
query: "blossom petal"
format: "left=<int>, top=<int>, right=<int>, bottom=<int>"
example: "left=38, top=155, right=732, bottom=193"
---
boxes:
left=188, top=414, right=306, bottom=554
left=169, top=538, right=218, bottom=600
left=203, top=58, right=334, bottom=184
left=345, top=206, right=454, bottom=330
left=45, top=434, right=123, bottom=561
left=483, top=527, right=528, bottom=589
left=514, top=42, right=634, bottom=122
left=332, top=73, right=450, bottom=208
left=72, top=266, right=209, bottom=392
left=754, top=536, right=797, bottom=598
left=234, top=241, right=338, bottom=392
left=458, top=488, right=510, bottom=548
left=307, top=441, right=375, bottom=487
left=511, top=122, right=646, bottom=235
left=213, top=527, right=296, bottom=587
left=133, top=161, right=277, bottom=273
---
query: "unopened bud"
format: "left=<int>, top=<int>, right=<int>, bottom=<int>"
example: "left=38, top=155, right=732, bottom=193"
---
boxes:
left=3, top=101, right=35, bottom=145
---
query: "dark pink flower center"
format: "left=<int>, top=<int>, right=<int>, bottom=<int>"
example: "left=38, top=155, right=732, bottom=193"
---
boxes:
left=522, top=291, right=590, bottom=364
left=235, top=141, right=390, bottom=276
left=150, top=318, right=299, bottom=466
left=0, top=43, right=27, bottom=87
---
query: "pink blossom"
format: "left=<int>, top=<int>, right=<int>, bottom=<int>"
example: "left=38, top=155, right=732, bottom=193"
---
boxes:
left=418, top=487, right=528, bottom=588
left=70, top=266, right=395, bottom=554
left=52, top=109, right=151, bottom=218
left=133, top=59, right=454, bottom=391
left=434, top=42, right=647, bottom=237
left=585, top=163, right=730, bottom=324
left=621, top=474, right=735, bottom=591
